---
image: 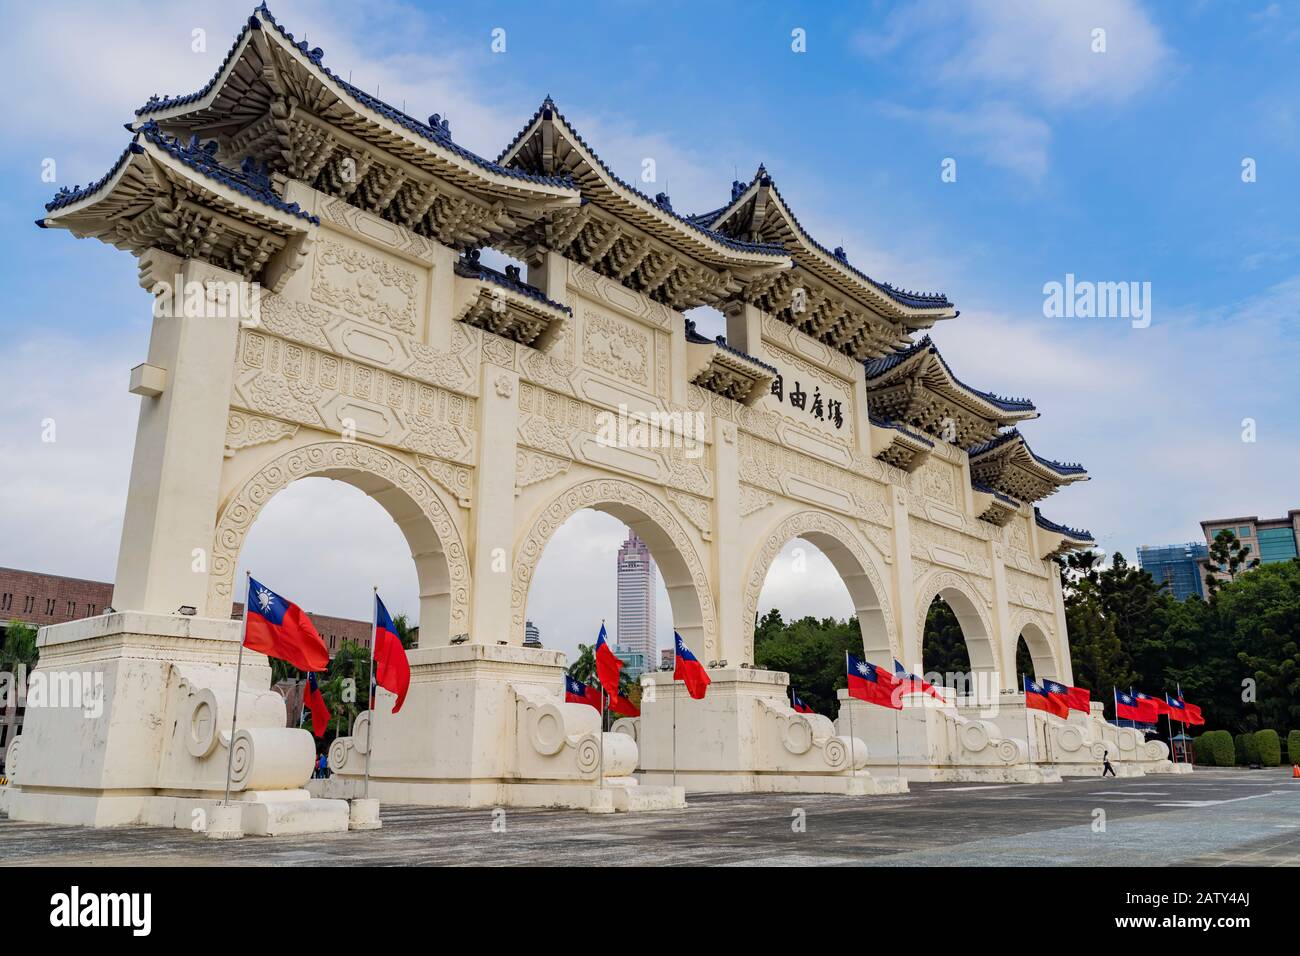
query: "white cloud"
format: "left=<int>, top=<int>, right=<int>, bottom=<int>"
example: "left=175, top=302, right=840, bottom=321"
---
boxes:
left=877, top=100, right=1053, bottom=182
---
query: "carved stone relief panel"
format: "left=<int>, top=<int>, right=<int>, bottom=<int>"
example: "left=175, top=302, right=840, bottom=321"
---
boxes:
left=311, top=235, right=422, bottom=335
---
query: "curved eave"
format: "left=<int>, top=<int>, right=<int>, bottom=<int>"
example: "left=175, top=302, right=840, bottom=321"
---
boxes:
left=709, top=177, right=957, bottom=325
left=135, top=7, right=579, bottom=209
left=40, top=136, right=315, bottom=238
left=1035, top=509, right=1095, bottom=548
left=969, top=431, right=1088, bottom=483
left=864, top=339, right=1038, bottom=424
left=498, top=105, right=789, bottom=273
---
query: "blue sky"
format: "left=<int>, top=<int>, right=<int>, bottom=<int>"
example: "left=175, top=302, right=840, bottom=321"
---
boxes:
left=2, top=1, right=1298, bottom=659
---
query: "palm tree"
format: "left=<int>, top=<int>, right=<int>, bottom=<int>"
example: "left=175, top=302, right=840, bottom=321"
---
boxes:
left=1, top=619, right=38, bottom=672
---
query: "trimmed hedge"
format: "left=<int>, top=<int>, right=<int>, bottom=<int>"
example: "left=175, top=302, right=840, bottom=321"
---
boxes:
left=1288, top=730, right=1300, bottom=766
left=1195, top=730, right=1235, bottom=767
left=1235, top=732, right=1261, bottom=765
left=1254, top=729, right=1282, bottom=767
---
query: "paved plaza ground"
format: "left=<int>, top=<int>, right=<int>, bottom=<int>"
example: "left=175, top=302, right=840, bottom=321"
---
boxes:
left=1, top=769, right=1296, bottom=866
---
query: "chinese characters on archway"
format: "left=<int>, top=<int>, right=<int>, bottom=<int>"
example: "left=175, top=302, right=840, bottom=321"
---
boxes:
left=770, top=373, right=844, bottom=429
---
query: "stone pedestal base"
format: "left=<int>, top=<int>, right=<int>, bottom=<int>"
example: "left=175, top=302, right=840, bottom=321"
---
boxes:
left=323, top=643, right=682, bottom=812
left=620, top=669, right=907, bottom=795
left=348, top=798, right=382, bottom=830
left=1143, top=761, right=1193, bottom=775
left=2, top=612, right=348, bottom=835
left=835, top=691, right=1057, bottom=783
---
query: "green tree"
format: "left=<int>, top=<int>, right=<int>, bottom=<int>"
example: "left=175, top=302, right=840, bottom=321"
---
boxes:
left=921, top=598, right=969, bottom=679
left=1213, top=559, right=1300, bottom=733
left=1, top=619, right=39, bottom=671
left=1205, top=529, right=1259, bottom=598
left=754, top=613, right=861, bottom=716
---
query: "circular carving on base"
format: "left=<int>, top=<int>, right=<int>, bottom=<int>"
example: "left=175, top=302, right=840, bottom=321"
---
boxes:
left=4, top=735, right=22, bottom=781
left=1056, top=724, right=1085, bottom=753
left=351, top=711, right=371, bottom=755
left=182, top=689, right=220, bottom=758
left=228, top=732, right=254, bottom=790
left=959, top=720, right=991, bottom=754
left=822, top=734, right=849, bottom=770
left=781, top=716, right=814, bottom=755
left=575, top=733, right=601, bottom=774
left=993, top=738, right=1020, bottom=764
left=328, top=737, right=351, bottom=774
left=528, top=704, right=567, bottom=756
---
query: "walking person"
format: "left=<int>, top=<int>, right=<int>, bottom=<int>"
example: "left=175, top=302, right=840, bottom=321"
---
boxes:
left=1102, top=749, right=1116, bottom=777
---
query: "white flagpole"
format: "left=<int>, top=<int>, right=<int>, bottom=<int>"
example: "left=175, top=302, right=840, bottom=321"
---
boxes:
left=223, top=572, right=251, bottom=807
left=671, top=671, right=677, bottom=790
left=1023, top=674, right=1037, bottom=765
left=598, top=688, right=606, bottom=790
left=365, top=586, right=377, bottom=800
left=845, top=651, right=857, bottom=775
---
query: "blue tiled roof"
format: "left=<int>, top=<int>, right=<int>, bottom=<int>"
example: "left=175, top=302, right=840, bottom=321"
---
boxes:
left=1035, top=508, right=1093, bottom=541
left=43, top=120, right=318, bottom=225
left=967, top=429, right=1086, bottom=476
left=454, top=251, right=571, bottom=314
left=135, top=5, right=575, bottom=191
left=869, top=414, right=935, bottom=447
left=971, top=481, right=1019, bottom=508
left=863, top=336, right=1036, bottom=414
left=498, top=98, right=787, bottom=258
left=709, top=172, right=954, bottom=312
left=683, top=319, right=778, bottom=374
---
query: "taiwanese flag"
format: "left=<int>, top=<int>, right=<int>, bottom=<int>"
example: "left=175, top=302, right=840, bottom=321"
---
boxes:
left=373, top=594, right=411, bottom=714
left=847, top=654, right=902, bottom=709
left=303, top=671, right=330, bottom=738
left=673, top=631, right=711, bottom=700
left=791, top=690, right=814, bottom=714
left=894, top=658, right=946, bottom=702
left=1044, top=679, right=1091, bottom=714
left=243, top=577, right=329, bottom=672
left=1136, top=691, right=1169, bottom=716
left=594, top=622, right=622, bottom=699
left=1115, top=689, right=1155, bottom=723
left=1180, top=698, right=1206, bottom=726
left=608, top=689, right=641, bottom=718
left=1165, top=694, right=1188, bottom=723
left=1024, top=676, right=1068, bottom=718
left=565, top=674, right=600, bottom=710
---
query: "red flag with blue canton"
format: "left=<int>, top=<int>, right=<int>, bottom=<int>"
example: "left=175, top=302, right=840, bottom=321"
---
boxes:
left=1024, top=676, right=1067, bottom=718
left=1165, top=694, right=1188, bottom=723
left=608, top=689, right=641, bottom=718
left=1044, top=678, right=1090, bottom=714
left=1136, top=691, right=1169, bottom=716
left=893, top=658, right=946, bottom=702
left=791, top=690, right=814, bottom=714
left=673, top=631, right=710, bottom=700
left=847, top=654, right=901, bottom=709
left=565, top=674, right=600, bottom=710
left=1180, top=698, right=1205, bottom=726
left=1116, top=689, right=1157, bottom=723
left=243, top=576, right=329, bottom=672
left=304, top=671, right=330, bottom=737
left=594, top=622, right=622, bottom=699
left=373, top=594, right=411, bottom=714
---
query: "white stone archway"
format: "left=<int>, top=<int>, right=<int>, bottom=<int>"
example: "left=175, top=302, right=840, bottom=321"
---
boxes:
left=510, top=476, right=717, bottom=657
left=1010, top=610, right=1061, bottom=683
left=914, top=569, right=999, bottom=679
left=741, top=510, right=896, bottom=667
left=209, top=440, right=470, bottom=645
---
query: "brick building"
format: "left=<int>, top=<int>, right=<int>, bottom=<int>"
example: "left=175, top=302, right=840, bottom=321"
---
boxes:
left=0, top=566, right=373, bottom=654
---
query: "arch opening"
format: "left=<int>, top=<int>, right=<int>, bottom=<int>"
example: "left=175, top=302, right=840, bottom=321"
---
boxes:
left=1015, top=621, right=1060, bottom=684
left=512, top=478, right=715, bottom=662
left=919, top=575, right=998, bottom=698
left=211, top=442, right=468, bottom=647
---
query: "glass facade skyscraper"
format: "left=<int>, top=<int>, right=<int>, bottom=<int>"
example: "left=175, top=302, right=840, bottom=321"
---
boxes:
left=1137, top=542, right=1209, bottom=601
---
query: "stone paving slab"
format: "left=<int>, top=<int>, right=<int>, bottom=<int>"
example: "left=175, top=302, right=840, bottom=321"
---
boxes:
left=1, top=769, right=1296, bottom=866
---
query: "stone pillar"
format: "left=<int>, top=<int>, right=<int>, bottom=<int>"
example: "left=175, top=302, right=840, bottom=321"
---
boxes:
left=114, top=252, right=245, bottom=617
left=723, top=301, right=762, bottom=354
left=468, top=363, right=519, bottom=643
left=712, top=420, right=745, bottom=664
left=888, top=487, right=920, bottom=669
left=1051, top=562, right=1075, bottom=685
left=988, top=542, right=1016, bottom=691
left=425, top=243, right=458, bottom=353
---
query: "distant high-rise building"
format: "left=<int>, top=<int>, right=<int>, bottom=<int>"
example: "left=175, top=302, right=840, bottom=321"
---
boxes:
left=523, top=620, right=542, bottom=648
left=1137, top=543, right=1209, bottom=601
left=616, top=531, right=657, bottom=671
left=660, top=647, right=674, bottom=670
left=1199, top=510, right=1300, bottom=592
